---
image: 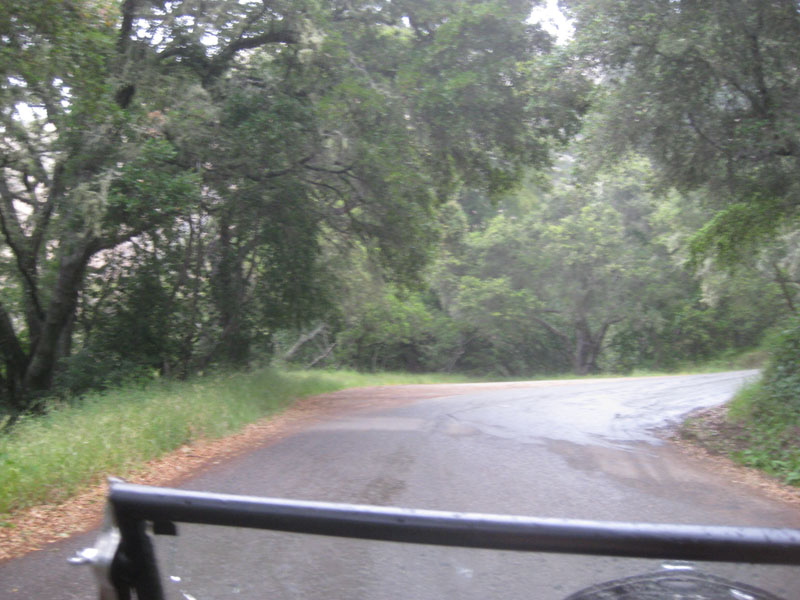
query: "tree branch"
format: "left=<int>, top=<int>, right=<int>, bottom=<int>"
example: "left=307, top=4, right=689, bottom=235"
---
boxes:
left=529, top=315, right=571, bottom=351
left=0, top=181, right=45, bottom=323
left=686, top=112, right=727, bottom=155
left=282, top=324, right=328, bottom=361
left=307, top=343, right=336, bottom=368
left=204, top=28, right=301, bottom=83
left=0, top=300, right=28, bottom=374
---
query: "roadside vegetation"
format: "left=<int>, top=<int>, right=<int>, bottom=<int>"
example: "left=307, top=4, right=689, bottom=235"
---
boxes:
left=682, top=320, right=800, bottom=486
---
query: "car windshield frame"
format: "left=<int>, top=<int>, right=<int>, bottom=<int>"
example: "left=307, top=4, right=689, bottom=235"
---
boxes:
left=73, top=480, right=800, bottom=600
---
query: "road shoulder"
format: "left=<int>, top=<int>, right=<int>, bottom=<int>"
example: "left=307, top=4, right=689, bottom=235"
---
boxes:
left=667, top=404, right=800, bottom=509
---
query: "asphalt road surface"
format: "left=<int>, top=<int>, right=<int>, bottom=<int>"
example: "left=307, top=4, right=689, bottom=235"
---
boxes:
left=4, top=370, right=800, bottom=599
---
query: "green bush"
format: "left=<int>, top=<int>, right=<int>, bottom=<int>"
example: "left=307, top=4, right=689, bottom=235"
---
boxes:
left=728, top=317, right=800, bottom=484
left=54, top=349, right=157, bottom=397
left=761, top=318, right=800, bottom=402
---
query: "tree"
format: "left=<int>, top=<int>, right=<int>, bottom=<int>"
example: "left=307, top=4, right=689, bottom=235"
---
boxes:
left=564, top=0, right=800, bottom=264
left=2, top=0, right=581, bottom=412
left=0, top=0, right=204, bottom=410
left=439, top=159, right=705, bottom=375
left=0, top=0, right=328, bottom=409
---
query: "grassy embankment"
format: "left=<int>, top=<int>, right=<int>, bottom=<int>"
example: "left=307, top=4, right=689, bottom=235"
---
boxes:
left=0, top=368, right=472, bottom=518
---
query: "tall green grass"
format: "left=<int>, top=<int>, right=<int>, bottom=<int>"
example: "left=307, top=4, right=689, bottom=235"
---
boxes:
left=0, top=368, right=472, bottom=516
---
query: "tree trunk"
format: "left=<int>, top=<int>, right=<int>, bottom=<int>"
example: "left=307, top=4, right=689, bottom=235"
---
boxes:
left=24, top=243, right=97, bottom=394
left=573, top=319, right=598, bottom=375
left=773, top=262, right=798, bottom=315
left=572, top=317, right=618, bottom=375
left=0, top=304, right=29, bottom=413
left=210, top=214, right=251, bottom=365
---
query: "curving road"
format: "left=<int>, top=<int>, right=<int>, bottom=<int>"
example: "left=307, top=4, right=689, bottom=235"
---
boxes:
left=3, top=370, right=800, bottom=599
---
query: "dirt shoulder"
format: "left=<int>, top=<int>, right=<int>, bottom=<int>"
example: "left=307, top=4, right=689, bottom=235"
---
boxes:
left=668, top=404, right=800, bottom=508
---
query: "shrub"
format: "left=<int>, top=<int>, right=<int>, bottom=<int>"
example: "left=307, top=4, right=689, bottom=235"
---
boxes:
left=727, top=317, right=800, bottom=484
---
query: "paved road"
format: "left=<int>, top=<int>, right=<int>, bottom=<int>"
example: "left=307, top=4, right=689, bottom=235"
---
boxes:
left=4, top=370, right=800, bottom=599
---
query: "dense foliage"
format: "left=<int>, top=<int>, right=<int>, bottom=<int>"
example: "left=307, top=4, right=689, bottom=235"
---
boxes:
left=718, top=319, right=800, bottom=484
left=0, top=0, right=582, bottom=413
left=2, top=0, right=798, bottom=423
left=564, top=0, right=800, bottom=265
left=288, top=161, right=787, bottom=377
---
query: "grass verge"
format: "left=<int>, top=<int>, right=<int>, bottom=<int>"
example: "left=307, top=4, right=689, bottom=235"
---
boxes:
left=0, top=368, right=472, bottom=517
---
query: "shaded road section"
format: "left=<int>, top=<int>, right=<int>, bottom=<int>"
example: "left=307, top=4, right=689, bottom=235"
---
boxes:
left=3, top=370, right=800, bottom=599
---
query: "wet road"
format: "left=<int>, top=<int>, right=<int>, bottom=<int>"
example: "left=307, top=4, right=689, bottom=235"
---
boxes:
left=4, top=370, right=800, bottom=599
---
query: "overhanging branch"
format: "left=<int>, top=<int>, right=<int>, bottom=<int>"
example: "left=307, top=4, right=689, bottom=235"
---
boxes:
left=204, top=28, right=301, bottom=83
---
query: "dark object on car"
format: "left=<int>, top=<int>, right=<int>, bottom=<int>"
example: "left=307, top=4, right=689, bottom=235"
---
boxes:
left=71, top=480, right=800, bottom=599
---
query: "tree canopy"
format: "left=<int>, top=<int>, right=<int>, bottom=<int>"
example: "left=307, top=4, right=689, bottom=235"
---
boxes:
left=0, top=0, right=586, bottom=412
left=564, top=0, right=800, bottom=264
left=2, top=0, right=798, bottom=418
